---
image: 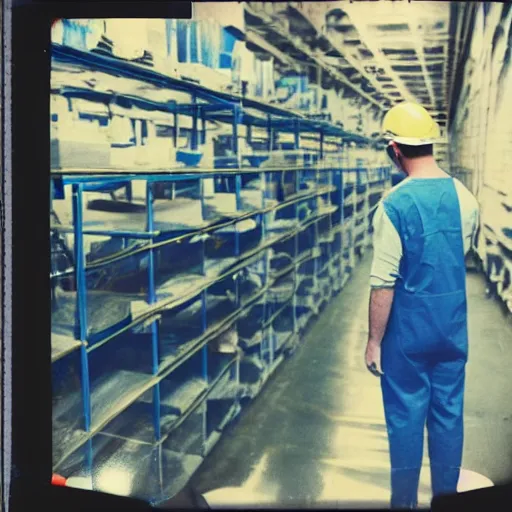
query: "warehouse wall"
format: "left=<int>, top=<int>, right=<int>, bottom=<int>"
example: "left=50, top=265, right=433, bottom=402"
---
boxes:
left=449, top=2, right=512, bottom=312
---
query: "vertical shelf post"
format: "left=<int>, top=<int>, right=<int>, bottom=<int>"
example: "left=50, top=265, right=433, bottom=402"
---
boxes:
left=327, top=168, right=333, bottom=285
left=267, top=115, right=273, bottom=152
left=201, top=287, right=208, bottom=455
left=146, top=181, right=161, bottom=441
left=261, top=170, right=267, bottom=241
left=268, top=114, right=276, bottom=365
left=197, top=106, right=209, bottom=453
left=293, top=119, right=300, bottom=151
left=72, top=183, right=93, bottom=478
left=191, top=95, right=198, bottom=152
left=201, top=108, right=206, bottom=146
left=146, top=181, right=156, bottom=305
left=262, top=246, right=269, bottom=367
left=247, top=123, right=252, bottom=146
left=233, top=104, right=241, bottom=169
left=292, top=119, right=301, bottom=338
left=233, top=105, right=242, bottom=257
left=173, top=112, right=179, bottom=149
left=261, top=169, right=269, bottom=366
left=339, top=141, right=345, bottom=283
left=313, top=149, right=320, bottom=296
left=72, top=184, right=92, bottom=434
left=266, top=115, right=275, bottom=207
left=364, top=165, right=369, bottom=249
left=231, top=105, right=242, bottom=398
left=200, top=176, right=207, bottom=276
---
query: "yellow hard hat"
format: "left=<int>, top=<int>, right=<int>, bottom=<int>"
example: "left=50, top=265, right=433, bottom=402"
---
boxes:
left=382, top=102, right=440, bottom=146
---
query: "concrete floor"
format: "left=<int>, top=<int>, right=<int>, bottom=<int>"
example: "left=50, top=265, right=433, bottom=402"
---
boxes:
left=186, top=252, right=512, bottom=508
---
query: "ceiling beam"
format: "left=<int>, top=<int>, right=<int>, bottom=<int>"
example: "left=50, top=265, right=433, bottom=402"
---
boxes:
left=287, top=3, right=398, bottom=105
left=424, top=59, right=446, bottom=65
left=374, top=35, right=450, bottom=45
left=396, top=71, right=431, bottom=77
left=343, top=4, right=417, bottom=103
left=410, top=29, right=436, bottom=109
left=446, top=5, right=463, bottom=128
left=448, top=3, right=473, bottom=128
left=245, top=28, right=301, bottom=72
left=244, top=2, right=384, bottom=109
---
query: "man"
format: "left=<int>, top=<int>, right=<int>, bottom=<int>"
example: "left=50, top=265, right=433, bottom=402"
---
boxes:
left=364, top=102, right=479, bottom=509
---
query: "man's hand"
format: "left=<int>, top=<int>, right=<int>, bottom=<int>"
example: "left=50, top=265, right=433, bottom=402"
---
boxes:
left=366, top=287, right=394, bottom=378
left=365, top=339, right=384, bottom=377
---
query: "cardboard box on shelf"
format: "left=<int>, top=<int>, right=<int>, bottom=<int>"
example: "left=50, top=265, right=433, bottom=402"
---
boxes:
left=51, top=96, right=111, bottom=171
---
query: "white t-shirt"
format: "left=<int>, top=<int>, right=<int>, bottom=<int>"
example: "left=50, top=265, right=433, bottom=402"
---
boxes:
left=370, top=177, right=480, bottom=288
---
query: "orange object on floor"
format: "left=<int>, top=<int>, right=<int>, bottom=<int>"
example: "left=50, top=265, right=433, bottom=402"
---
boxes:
left=51, top=474, right=67, bottom=486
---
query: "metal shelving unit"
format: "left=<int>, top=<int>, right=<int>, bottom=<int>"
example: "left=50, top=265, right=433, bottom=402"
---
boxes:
left=50, top=41, right=392, bottom=505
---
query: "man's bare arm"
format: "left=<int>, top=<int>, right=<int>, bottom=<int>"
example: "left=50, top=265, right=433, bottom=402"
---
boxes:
left=368, top=288, right=395, bottom=346
left=366, top=202, right=401, bottom=375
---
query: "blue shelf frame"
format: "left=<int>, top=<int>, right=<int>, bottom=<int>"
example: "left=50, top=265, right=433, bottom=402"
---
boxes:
left=50, top=41, right=392, bottom=504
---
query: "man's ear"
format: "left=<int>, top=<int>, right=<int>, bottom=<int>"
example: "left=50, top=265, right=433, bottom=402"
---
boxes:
left=391, top=142, right=402, bottom=160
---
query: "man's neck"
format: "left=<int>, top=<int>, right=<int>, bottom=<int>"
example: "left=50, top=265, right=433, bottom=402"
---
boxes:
left=405, top=157, right=448, bottom=179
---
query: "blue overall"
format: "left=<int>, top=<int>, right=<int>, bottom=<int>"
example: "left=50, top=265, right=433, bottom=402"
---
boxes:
left=380, top=178, right=468, bottom=508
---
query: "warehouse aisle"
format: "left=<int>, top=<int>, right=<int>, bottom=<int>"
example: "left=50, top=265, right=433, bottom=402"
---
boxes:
left=187, top=252, right=512, bottom=508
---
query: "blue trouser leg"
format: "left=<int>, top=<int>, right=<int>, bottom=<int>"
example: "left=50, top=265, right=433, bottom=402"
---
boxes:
left=427, top=359, right=466, bottom=498
left=382, top=351, right=466, bottom=507
left=381, top=362, right=430, bottom=509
